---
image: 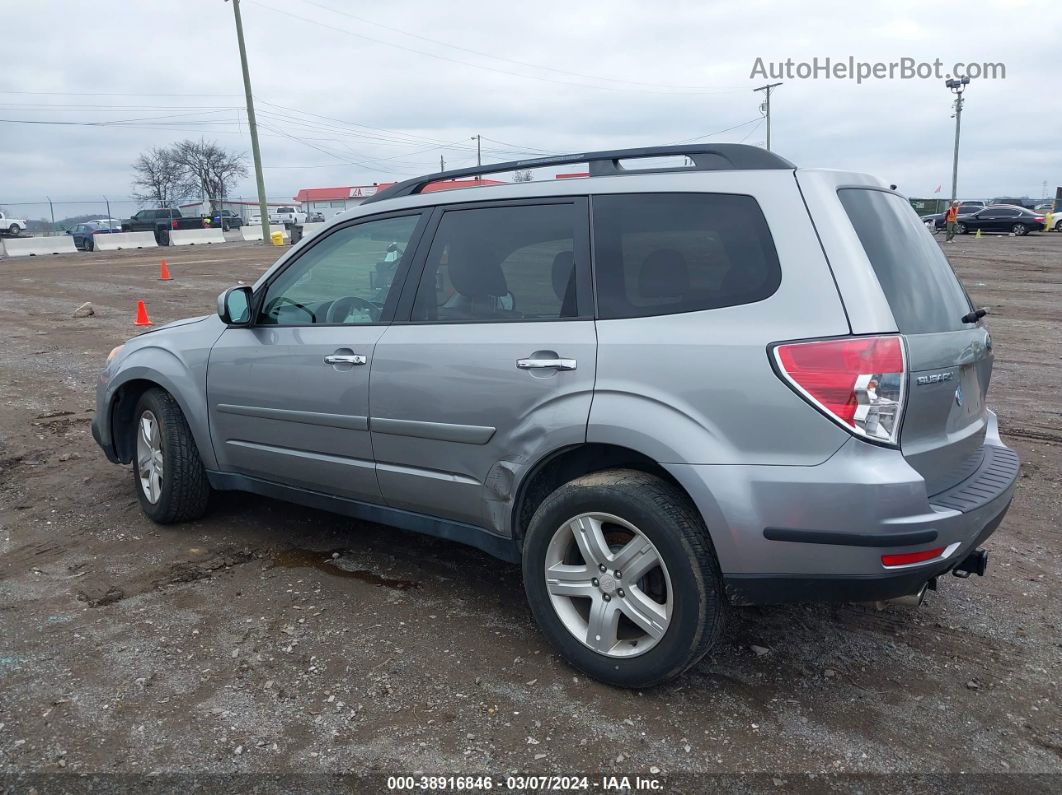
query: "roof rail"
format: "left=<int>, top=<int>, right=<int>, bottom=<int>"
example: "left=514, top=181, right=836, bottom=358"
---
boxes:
left=362, top=144, right=795, bottom=205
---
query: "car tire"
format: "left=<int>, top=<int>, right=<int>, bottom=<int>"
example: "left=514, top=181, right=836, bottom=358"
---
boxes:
left=84, top=237, right=94, bottom=252
left=1055, top=220, right=1062, bottom=232
left=132, top=388, right=211, bottom=524
left=157, top=229, right=170, bottom=246
left=8, top=224, right=19, bottom=237
left=1012, top=223, right=1028, bottom=236
left=522, top=468, right=725, bottom=688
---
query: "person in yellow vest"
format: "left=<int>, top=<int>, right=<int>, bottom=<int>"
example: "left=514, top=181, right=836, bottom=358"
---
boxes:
left=944, top=200, right=960, bottom=243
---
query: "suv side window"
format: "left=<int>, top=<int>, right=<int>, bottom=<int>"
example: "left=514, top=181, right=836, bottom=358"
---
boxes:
left=592, top=193, right=781, bottom=319
left=258, top=213, right=422, bottom=326
left=410, top=201, right=589, bottom=322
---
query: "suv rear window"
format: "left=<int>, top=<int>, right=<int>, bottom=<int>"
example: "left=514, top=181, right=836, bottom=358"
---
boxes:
left=592, top=193, right=781, bottom=319
left=838, top=188, right=972, bottom=334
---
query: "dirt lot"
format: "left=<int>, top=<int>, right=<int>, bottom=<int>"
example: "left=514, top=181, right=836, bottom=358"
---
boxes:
left=0, top=234, right=1059, bottom=785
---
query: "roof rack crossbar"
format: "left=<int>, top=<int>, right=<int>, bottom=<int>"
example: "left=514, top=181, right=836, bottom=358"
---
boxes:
left=362, top=144, right=794, bottom=205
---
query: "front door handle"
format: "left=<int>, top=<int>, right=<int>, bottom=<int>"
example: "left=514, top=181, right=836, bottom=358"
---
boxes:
left=324, top=353, right=367, bottom=365
left=517, top=357, right=577, bottom=371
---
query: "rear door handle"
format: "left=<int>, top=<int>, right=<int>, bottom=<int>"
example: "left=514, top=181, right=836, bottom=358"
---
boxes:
left=517, top=357, right=577, bottom=371
left=324, top=353, right=367, bottom=365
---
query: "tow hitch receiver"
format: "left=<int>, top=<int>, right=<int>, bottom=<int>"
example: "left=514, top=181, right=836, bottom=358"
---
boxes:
left=953, top=548, right=989, bottom=578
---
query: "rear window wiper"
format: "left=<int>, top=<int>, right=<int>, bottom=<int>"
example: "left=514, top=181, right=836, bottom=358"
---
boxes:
left=961, top=307, right=988, bottom=324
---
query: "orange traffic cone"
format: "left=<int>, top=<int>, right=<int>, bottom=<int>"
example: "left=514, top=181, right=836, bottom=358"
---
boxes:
left=159, top=259, right=172, bottom=281
left=134, top=300, right=152, bottom=326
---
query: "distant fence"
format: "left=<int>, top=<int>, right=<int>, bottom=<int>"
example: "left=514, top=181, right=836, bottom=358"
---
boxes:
left=0, top=196, right=297, bottom=237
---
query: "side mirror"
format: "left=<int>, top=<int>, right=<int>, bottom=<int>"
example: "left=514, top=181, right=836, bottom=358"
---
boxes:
left=218, top=285, right=253, bottom=326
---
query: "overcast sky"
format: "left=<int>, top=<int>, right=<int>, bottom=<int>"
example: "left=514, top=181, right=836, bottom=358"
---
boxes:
left=3, top=0, right=1060, bottom=217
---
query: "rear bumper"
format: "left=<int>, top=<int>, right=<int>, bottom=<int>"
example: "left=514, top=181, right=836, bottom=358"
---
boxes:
left=723, top=500, right=1010, bottom=605
left=665, top=411, right=1019, bottom=605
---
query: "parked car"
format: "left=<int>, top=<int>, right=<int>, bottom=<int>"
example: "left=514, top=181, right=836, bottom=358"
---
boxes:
left=92, top=144, right=1017, bottom=688
left=954, top=205, right=1046, bottom=236
left=307, top=211, right=326, bottom=223
left=0, top=211, right=27, bottom=237
left=989, top=197, right=1036, bottom=210
left=921, top=202, right=987, bottom=230
left=270, top=206, right=307, bottom=225
left=93, top=218, right=123, bottom=230
left=205, top=209, right=243, bottom=230
left=67, top=221, right=117, bottom=251
left=121, top=208, right=205, bottom=245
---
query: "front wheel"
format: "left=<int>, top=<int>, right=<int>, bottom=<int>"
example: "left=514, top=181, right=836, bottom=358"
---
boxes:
left=522, top=469, right=725, bottom=688
left=1055, top=220, right=1062, bottom=232
left=132, top=388, right=211, bottom=524
left=1012, top=223, right=1028, bottom=236
left=957, top=222, right=968, bottom=234
left=8, top=224, right=19, bottom=237
left=84, top=237, right=94, bottom=252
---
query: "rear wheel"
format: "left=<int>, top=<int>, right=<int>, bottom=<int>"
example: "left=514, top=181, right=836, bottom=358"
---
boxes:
left=7, top=224, right=18, bottom=236
left=957, top=222, right=968, bottom=234
left=1012, top=223, right=1028, bottom=236
left=132, top=388, right=211, bottom=524
left=84, top=237, right=94, bottom=252
left=522, top=469, right=724, bottom=688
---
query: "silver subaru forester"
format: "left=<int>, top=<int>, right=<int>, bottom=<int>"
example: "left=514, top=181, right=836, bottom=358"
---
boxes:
left=92, top=145, right=1018, bottom=687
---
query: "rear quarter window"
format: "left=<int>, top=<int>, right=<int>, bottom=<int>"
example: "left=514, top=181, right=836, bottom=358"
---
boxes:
left=592, top=193, right=781, bottom=319
left=838, top=188, right=972, bottom=334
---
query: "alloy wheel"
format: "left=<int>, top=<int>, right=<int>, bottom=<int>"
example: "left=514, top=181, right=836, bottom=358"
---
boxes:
left=544, top=512, right=672, bottom=658
left=136, top=410, right=164, bottom=504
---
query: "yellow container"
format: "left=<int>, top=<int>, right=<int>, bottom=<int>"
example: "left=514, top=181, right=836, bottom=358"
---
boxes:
left=270, top=229, right=285, bottom=247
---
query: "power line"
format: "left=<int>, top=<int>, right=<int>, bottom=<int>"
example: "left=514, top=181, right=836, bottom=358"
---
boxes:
left=247, top=0, right=745, bottom=97
left=666, top=117, right=763, bottom=145
left=293, top=0, right=743, bottom=94
left=0, top=90, right=242, bottom=97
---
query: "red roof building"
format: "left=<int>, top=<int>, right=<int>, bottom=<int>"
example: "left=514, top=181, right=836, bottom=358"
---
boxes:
left=293, top=178, right=508, bottom=215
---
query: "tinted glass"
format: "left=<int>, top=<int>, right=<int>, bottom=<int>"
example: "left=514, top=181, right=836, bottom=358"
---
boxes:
left=592, top=193, right=781, bottom=319
left=994, top=208, right=1019, bottom=218
left=412, top=203, right=584, bottom=322
left=838, top=188, right=972, bottom=334
left=259, top=214, right=420, bottom=326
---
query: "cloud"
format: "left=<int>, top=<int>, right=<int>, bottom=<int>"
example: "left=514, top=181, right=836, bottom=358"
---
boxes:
left=1, top=0, right=1060, bottom=213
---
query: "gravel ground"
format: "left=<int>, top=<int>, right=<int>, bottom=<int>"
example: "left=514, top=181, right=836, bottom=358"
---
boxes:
left=0, top=235, right=1059, bottom=787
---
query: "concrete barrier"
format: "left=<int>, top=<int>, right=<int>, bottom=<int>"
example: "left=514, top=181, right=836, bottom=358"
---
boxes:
left=300, top=222, right=325, bottom=240
left=241, top=225, right=290, bottom=242
left=93, top=231, right=158, bottom=251
left=0, top=235, right=78, bottom=257
left=167, top=228, right=227, bottom=246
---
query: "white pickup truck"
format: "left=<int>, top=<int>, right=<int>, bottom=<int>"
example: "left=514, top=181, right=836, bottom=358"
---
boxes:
left=269, top=206, right=306, bottom=225
left=0, top=211, right=27, bottom=236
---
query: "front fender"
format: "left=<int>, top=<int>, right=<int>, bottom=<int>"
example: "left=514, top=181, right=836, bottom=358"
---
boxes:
left=101, top=319, right=224, bottom=469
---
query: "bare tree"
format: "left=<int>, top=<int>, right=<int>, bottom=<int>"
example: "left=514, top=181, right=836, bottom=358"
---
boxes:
left=131, top=147, right=187, bottom=207
left=171, top=139, right=248, bottom=213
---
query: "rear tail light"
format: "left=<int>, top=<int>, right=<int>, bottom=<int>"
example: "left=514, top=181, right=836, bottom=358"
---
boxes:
left=881, top=547, right=944, bottom=567
left=772, top=335, right=906, bottom=446
left=171, top=219, right=179, bottom=230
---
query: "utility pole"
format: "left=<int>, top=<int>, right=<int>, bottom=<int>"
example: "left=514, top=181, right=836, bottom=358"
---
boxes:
left=46, top=196, right=55, bottom=235
left=227, top=0, right=270, bottom=241
left=753, top=82, right=782, bottom=151
left=103, top=195, right=111, bottom=224
left=945, top=76, right=970, bottom=205
left=471, top=134, right=481, bottom=167
left=440, top=154, right=445, bottom=172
